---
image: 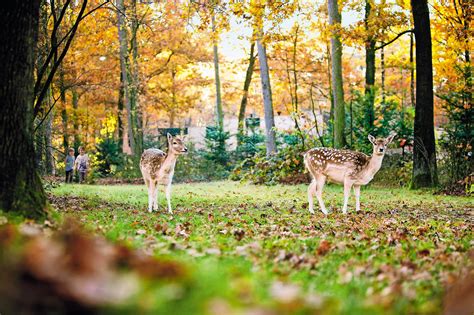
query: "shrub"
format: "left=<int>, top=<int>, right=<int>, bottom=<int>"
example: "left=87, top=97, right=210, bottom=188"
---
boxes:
left=438, top=90, right=473, bottom=185
left=203, top=127, right=230, bottom=167
left=231, top=131, right=312, bottom=185
left=94, top=137, right=124, bottom=177
left=174, top=142, right=229, bottom=182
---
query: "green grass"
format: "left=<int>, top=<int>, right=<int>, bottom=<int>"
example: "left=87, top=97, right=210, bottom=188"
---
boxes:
left=31, top=182, right=474, bottom=313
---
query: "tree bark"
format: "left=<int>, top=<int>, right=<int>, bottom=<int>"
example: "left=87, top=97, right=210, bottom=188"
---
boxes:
left=257, top=35, right=277, bottom=156
left=411, top=0, right=438, bottom=188
left=328, top=0, right=346, bottom=148
left=410, top=32, right=415, bottom=107
left=364, top=0, right=376, bottom=130
left=211, top=11, right=224, bottom=131
left=117, top=73, right=124, bottom=149
left=117, top=0, right=135, bottom=154
left=129, top=0, right=143, bottom=157
left=237, top=42, right=256, bottom=142
left=0, top=0, right=48, bottom=217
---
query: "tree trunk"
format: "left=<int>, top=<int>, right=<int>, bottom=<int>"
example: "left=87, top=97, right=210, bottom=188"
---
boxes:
left=117, top=0, right=134, bottom=154
left=328, top=0, right=346, bottom=148
left=59, top=68, right=69, bottom=152
left=237, top=42, right=256, bottom=142
left=129, top=0, right=143, bottom=156
left=326, top=43, right=334, bottom=144
left=211, top=11, right=224, bottom=131
left=117, top=73, right=124, bottom=149
left=364, top=0, right=376, bottom=130
left=410, top=32, right=415, bottom=107
left=72, top=88, right=80, bottom=150
left=411, top=0, right=438, bottom=188
left=0, top=0, right=48, bottom=217
left=381, top=46, right=386, bottom=104
left=44, top=104, right=55, bottom=175
left=256, top=35, right=277, bottom=156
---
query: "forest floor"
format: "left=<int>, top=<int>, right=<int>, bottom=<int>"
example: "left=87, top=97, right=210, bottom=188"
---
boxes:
left=2, top=181, right=473, bottom=314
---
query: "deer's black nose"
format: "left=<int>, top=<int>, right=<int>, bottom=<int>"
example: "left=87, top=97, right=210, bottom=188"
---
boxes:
left=379, top=148, right=384, bottom=153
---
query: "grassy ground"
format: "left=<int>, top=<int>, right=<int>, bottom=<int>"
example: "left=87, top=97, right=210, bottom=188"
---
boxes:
left=42, top=181, right=473, bottom=314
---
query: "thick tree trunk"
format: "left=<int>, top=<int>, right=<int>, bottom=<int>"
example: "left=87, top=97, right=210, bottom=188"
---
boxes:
left=364, top=0, right=376, bottom=130
left=129, top=0, right=143, bottom=157
left=117, top=0, right=135, bottom=154
left=211, top=12, right=224, bottom=131
left=237, top=42, right=256, bottom=141
left=328, top=0, right=346, bottom=148
left=411, top=0, right=438, bottom=188
left=410, top=32, right=415, bottom=107
left=256, top=36, right=277, bottom=156
left=0, top=1, right=48, bottom=217
left=117, top=73, right=124, bottom=149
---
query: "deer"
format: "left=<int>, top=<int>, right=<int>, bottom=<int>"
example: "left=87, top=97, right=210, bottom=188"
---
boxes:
left=304, top=133, right=396, bottom=215
left=140, top=133, right=188, bottom=214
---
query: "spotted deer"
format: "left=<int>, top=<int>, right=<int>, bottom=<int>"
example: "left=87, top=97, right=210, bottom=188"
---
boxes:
left=140, top=133, right=188, bottom=214
left=304, top=133, right=396, bottom=215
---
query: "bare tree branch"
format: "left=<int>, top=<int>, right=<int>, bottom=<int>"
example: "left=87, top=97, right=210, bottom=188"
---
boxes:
left=375, top=29, right=414, bottom=51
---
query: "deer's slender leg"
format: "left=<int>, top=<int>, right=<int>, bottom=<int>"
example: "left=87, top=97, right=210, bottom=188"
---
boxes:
left=153, top=181, right=159, bottom=211
left=308, top=179, right=317, bottom=214
left=353, top=185, right=361, bottom=211
left=342, top=179, right=353, bottom=214
left=315, top=174, right=328, bottom=215
left=147, top=180, right=155, bottom=213
left=166, top=183, right=173, bottom=214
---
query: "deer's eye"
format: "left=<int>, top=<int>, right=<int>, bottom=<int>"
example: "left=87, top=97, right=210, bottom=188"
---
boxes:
left=173, top=142, right=177, bottom=144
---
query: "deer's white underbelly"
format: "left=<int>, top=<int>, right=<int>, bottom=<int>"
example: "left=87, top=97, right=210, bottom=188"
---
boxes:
left=157, top=170, right=174, bottom=185
left=353, top=174, right=374, bottom=185
left=323, top=165, right=347, bottom=184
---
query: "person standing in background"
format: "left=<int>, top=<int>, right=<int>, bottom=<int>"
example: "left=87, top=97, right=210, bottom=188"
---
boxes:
left=65, top=148, right=75, bottom=183
left=74, top=146, right=89, bottom=184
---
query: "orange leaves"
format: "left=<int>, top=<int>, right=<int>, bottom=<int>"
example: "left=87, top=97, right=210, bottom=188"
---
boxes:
left=316, top=239, right=332, bottom=256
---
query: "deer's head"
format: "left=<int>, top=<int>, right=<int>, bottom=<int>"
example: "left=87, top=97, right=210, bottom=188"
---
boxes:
left=167, top=133, right=188, bottom=155
left=368, top=133, right=396, bottom=156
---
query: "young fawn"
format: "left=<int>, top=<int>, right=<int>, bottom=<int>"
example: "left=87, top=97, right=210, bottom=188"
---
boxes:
left=304, top=133, right=396, bottom=215
left=140, top=133, right=188, bottom=214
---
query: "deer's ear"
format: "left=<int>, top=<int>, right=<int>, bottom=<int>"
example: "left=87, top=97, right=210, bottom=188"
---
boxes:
left=385, top=133, right=396, bottom=145
left=368, top=134, right=376, bottom=145
left=167, top=133, right=173, bottom=142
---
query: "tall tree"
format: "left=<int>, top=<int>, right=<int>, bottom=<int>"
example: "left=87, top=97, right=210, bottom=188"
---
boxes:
left=129, top=0, right=143, bottom=156
left=328, top=0, right=346, bottom=148
left=117, top=0, right=134, bottom=154
left=257, top=35, right=277, bottom=156
left=237, top=42, right=256, bottom=141
left=411, top=0, right=438, bottom=187
left=364, top=0, right=376, bottom=129
left=211, top=9, right=224, bottom=131
left=0, top=1, right=48, bottom=217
